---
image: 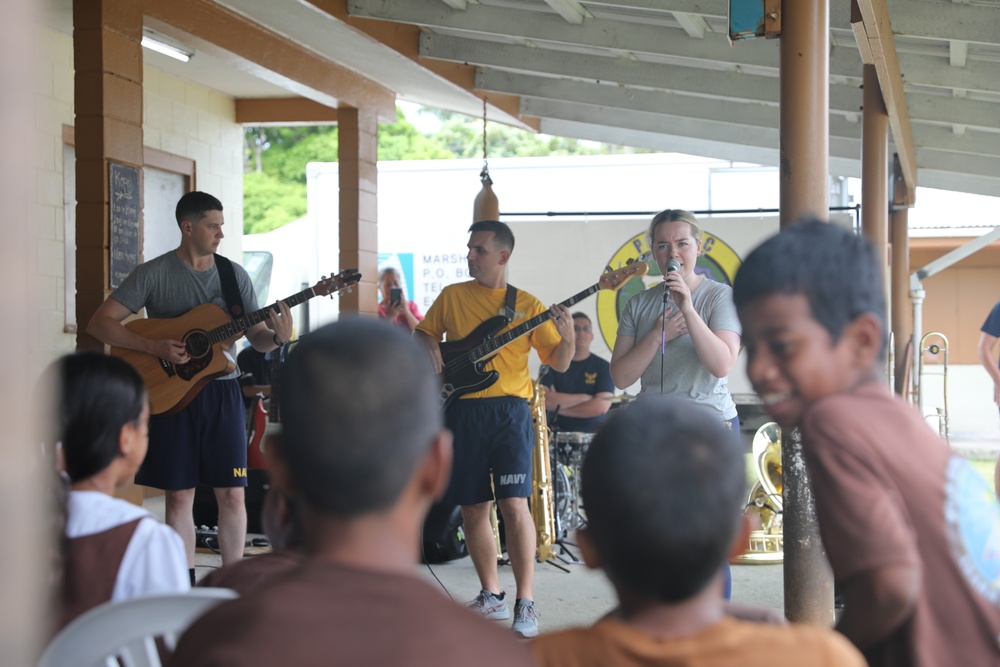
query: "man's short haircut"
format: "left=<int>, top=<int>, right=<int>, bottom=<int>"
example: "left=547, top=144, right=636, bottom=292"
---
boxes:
left=647, top=209, right=703, bottom=247
left=571, top=312, right=590, bottom=323
left=278, top=319, right=442, bottom=517
left=582, top=396, right=745, bottom=603
left=733, top=217, right=888, bottom=360
left=468, top=219, right=515, bottom=253
left=175, top=191, right=223, bottom=227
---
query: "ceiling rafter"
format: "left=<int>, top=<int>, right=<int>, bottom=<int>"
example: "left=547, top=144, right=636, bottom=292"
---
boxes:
left=544, top=0, right=590, bottom=24
left=672, top=12, right=709, bottom=39
left=475, top=67, right=1000, bottom=138
left=348, top=2, right=1000, bottom=97
left=349, top=0, right=1000, bottom=48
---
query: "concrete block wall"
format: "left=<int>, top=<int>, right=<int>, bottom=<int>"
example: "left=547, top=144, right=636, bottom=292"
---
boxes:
left=32, top=28, right=245, bottom=378
left=142, top=65, right=244, bottom=251
left=33, top=29, right=78, bottom=378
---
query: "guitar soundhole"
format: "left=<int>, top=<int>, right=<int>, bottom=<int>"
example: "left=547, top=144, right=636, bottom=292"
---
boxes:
left=185, top=331, right=211, bottom=358
left=177, top=331, right=213, bottom=382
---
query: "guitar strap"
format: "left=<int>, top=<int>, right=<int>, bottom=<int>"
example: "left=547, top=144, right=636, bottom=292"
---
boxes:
left=214, top=254, right=245, bottom=318
left=504, top=284, right=518, bottom=323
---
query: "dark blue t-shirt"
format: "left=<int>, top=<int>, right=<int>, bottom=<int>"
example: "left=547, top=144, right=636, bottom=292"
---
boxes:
left=540, top=354, right=615, bottom=433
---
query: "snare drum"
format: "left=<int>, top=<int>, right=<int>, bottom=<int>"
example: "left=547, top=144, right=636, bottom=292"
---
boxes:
left=553, top=431, right=595, bottom=468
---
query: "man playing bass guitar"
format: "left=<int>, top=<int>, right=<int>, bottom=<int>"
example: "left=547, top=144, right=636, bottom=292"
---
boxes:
left=414, top=219, right=574, bottom=638
left=87, top=191, right=293, bottom=581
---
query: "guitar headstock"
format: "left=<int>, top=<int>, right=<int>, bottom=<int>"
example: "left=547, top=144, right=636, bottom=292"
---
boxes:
left=597, top=259, right=648, bottom=291
left=315, top=269, right=363, bottom=298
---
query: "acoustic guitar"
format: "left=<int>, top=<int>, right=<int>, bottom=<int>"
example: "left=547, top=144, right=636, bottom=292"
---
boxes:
left=112, top=269, right=361, bottom=415
left=439, top=261, right=648, bottom=409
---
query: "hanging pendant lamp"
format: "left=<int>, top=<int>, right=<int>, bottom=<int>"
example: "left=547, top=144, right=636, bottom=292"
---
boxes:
left=472, top=96, right=500, bottom=222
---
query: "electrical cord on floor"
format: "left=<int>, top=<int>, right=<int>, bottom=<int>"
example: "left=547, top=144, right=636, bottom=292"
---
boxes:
left=420, top=527, right=454, bottom=601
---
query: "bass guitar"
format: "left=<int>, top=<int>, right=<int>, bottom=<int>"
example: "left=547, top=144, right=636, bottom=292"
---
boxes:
left=112, top=269, right=361, bottom=415
left=439, top=261, right=647, bottom=409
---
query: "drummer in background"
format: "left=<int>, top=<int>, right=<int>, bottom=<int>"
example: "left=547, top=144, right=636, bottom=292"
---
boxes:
left=541, top=312, right=615, bottom=433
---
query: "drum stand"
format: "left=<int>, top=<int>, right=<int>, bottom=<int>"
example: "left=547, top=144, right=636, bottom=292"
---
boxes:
left=550, top=435, right=587, bottom=565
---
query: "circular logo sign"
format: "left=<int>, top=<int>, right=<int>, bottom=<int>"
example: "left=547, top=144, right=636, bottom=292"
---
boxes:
left=596, top=231, right=743, bottom=350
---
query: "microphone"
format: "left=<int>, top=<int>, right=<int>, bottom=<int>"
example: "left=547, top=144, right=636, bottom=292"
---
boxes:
left=663, top=259, right=679, bottom=304
left=661, top=258, right=680, bottom=358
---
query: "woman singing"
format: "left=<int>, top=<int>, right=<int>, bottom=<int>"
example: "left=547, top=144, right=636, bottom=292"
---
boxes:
left=609, top=209, right=742, bottom=430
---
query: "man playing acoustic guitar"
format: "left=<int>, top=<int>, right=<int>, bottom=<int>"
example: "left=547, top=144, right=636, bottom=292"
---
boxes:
left=414, top=219, right=575, bottom=638
left=87, top=191, right=293, bottom=580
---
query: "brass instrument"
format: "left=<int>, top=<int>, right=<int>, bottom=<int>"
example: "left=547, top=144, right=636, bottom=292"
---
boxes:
left=489, top=493, right=503, bottom=562
left=732, top=422, right=784, bottom=564
left=487, top=374, right=558, bottom=563
left=529, top=373, right=557, bottom=562
left=918, top=331, right=950, bottom=444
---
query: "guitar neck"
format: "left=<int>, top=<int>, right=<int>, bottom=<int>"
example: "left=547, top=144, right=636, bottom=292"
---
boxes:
left=471, top=284, right=600, bottom=362
left=207, top=286, right=316, bottom=344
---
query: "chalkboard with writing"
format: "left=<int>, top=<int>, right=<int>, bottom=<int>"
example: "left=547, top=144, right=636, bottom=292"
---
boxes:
left=109, top=163, right=141, bottom=289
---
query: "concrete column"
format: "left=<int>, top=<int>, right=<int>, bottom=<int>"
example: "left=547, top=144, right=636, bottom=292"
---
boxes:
left=779, top=0, right=835, bottom=625
left=2, top=0, right=43, bottom=661
left=73, top=0, right=144, bottom=350
left=891, top=176, right=911, bottom=396
left=338, top=107, right=379, bottom=316
left=862, top=64, right=889, bottom=287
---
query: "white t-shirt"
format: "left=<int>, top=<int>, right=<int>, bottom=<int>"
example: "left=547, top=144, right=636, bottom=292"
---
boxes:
left=65, top=490, right=190, bottom=600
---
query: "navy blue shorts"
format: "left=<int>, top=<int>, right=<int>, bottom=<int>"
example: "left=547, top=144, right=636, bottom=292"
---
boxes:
left=443, top=397, right=534, bottom=505
left=136, top=379, right=249, bottom=490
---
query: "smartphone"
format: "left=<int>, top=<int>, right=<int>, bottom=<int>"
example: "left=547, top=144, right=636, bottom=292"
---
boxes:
left=390, top=287, right=402, bottom=306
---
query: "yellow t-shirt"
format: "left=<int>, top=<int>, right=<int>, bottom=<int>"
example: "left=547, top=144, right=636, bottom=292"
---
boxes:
left=416, top=280, right=562, bottom=400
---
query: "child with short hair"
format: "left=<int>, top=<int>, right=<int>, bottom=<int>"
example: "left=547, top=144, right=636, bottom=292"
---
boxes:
left=170, top=319, right=534, bottom=666
left=733, top=218, right=1000, bottom=666
left=42, top=352, right=188, bottom=633
left=530, top=395, right=864, bottom=667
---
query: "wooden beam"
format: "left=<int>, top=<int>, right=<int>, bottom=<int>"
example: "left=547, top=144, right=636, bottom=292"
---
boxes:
left=143, top=0, right=396, bottom=122
left=305, top=0, right=538, bottom=131
left=235, top=98, right=340, bottom=125
left=852, top=0, right=917, bottom=196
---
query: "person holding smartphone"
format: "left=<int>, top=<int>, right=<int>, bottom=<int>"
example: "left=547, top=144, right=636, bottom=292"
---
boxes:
left=378, top=266, right=423, bottom=332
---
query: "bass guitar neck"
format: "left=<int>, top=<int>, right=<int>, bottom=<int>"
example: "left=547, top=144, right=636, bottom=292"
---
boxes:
left=437, top=261, right=647, bottom=409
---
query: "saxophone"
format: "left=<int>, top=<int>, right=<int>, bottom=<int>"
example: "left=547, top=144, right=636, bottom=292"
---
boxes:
left=529, top=372, right=557, bottom=562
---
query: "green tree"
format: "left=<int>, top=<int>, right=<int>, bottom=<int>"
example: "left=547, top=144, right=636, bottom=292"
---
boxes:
left=378, top=107, right=453, bottom=160
left=243, top=105, right=645, bottom=233
left=242, top=171, right=306, bottom=235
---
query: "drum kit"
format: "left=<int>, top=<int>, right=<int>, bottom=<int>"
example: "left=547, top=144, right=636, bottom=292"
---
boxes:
left=550, top=431, right=592, bottom=538
left=548, top=393, right=636, bottom=539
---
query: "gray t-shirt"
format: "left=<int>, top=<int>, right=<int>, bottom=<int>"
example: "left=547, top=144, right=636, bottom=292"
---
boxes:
left=617, top=277, right=741, bottom=419
left=110, top=251, right=260, bottom=379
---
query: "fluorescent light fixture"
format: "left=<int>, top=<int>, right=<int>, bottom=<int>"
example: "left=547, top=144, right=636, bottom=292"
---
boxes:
left=141, top=34, right=192, bottom=63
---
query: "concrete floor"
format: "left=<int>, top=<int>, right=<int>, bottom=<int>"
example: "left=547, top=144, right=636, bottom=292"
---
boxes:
left=149, top=434, right=995, bottom=635
left=143, top=494, right=784, bottom=634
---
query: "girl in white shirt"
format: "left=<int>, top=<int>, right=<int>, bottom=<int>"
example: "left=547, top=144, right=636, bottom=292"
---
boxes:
left=43, top=352, right=189, bottom=633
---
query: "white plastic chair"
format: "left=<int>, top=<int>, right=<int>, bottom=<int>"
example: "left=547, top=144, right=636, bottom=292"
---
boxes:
left=38, top=588, right=238, bottom=667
